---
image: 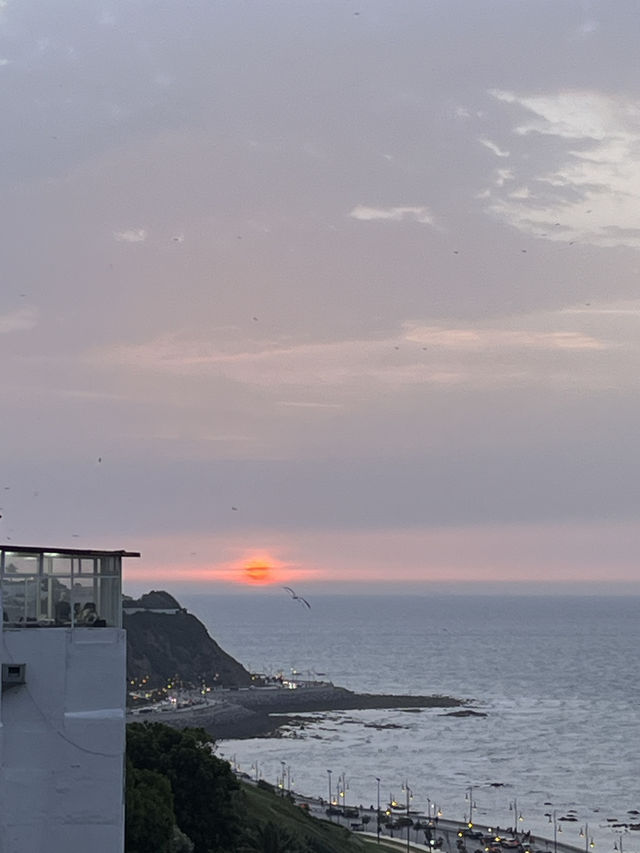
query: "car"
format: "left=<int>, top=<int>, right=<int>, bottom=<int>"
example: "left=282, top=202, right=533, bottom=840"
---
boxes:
left=460, top=829, right=485, bottom=840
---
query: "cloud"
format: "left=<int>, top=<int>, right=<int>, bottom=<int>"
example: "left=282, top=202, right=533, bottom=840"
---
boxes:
left=479, top=137, right=510, bottom=158
left=113, top=228, right=147, bottom=243
left=483, top=89, right=640, bottom=247
left=349, top=205, right=434, bottom=225
left=0, top=307, right=37, bottom=334
left=403, top=325, right=603, bottom=352
left=573, top=18, right=600, bottom=39
left=94, top=300, right=631, bottom=394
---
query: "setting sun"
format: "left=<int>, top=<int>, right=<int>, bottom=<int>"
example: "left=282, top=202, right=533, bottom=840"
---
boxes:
left=243, top=561, right=273, bottom=585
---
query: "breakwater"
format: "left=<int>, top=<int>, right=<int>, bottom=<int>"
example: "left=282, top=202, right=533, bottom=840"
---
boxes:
left=126, top=684, right=464, bottom=739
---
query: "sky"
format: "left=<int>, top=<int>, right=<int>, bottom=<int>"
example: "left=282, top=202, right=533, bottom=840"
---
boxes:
left=2, top=0, right=640, bottom=595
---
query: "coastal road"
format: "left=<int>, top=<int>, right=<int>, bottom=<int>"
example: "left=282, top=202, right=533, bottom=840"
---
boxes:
left=268, top=787, right=588, bottom=853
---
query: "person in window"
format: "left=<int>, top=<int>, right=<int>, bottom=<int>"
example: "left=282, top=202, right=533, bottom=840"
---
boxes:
left=76, top=602, right=99, bottom=626
left=55, top=597, right=71, bottom=625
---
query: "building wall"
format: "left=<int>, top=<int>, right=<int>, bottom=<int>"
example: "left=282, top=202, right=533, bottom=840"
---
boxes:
left=0, top=628, right=126, bottom=853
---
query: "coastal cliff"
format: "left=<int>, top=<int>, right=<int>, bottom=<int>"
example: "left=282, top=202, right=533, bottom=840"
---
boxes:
left=124, top=591, right=252, bottom=689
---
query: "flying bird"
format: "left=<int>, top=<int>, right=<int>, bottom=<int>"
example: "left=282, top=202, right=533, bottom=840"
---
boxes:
left=283, top=586, right=311, bottom=609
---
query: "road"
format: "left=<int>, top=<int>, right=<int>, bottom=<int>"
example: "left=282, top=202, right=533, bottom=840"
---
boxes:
left=284, top=790, right=588, bottom=853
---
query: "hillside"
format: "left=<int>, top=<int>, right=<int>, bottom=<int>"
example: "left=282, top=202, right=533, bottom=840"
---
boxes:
left=125, top=597, right=252, bottom=689
left=126, top=721, right=371, bottom=853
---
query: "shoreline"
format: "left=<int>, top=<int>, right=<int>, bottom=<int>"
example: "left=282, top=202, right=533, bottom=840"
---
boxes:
left=126, top=685, right=466, bottom=740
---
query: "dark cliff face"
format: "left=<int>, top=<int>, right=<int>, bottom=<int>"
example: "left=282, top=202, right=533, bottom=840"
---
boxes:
left=124, top=590, right=182, bottom=610
left=125, top=609, right=252, bottom=689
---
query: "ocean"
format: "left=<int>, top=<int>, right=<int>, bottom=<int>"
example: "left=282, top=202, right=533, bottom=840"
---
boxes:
left=180, top=593, right=640, bottom=851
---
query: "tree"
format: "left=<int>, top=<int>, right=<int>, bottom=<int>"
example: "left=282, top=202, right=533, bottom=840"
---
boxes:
left=125, top=759, right=175, bottom=853
left=170, top=826, right=195, bottom=852
left=127, top=722, right=242, bottom=853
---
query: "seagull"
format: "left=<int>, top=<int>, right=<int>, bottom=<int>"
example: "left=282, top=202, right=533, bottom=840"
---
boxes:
left=283, top=586, right=311, bottom=609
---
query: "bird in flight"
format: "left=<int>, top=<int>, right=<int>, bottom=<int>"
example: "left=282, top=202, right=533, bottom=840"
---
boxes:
left=283, top=586, right=311, bottom=609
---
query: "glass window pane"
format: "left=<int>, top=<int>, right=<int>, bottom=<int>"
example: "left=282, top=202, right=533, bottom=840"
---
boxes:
left=98, top=556, right=118, bottom=575
left=97, top=576, right=121, bottom=628
left=1, top=576, right=40, bottom=624
left=2, top=577, right=26, bottom=624
left=78, top=558, right=97, bottom=575
left=2, top=553, right=40, bottom=575
left=71, top=577, right=100, bottom=625
left=43, top=555, right=73, bottom=575
left=53, top=579, right=72, bottom=625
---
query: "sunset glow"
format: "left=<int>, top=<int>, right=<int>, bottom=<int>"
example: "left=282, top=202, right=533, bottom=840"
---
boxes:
left=242, top=560, right=275, bottom=586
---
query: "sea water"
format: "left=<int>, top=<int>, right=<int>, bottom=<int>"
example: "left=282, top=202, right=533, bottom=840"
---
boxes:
left=180, top=593, right=640, bottom=851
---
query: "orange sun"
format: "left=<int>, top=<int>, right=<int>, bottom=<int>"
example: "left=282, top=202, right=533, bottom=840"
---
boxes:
left=243, top=559, right=274, bottom=586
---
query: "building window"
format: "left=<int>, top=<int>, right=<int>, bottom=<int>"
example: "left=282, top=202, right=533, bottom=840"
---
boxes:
left=0, top=548, right=127, bottom=629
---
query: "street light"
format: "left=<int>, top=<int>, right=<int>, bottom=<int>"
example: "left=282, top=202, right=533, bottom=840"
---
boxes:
left=376, top=777, right=381, bottom=845
left=327, top=770, right=333, bottom=817
left=579, top=824, right=595, bottom=853
left=614, top=828, right=626, bottom=853
left=548, top=809, right=558, bottom=853
left=402, top=781, right=413, bottom=853
left=509, top=800, right=524, bottom=836
left=466, top=786, right=477, bottom=826
left=337, top=773, right=349, bottom=811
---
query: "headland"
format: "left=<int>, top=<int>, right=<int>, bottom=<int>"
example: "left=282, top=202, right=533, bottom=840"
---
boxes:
left=124, top=591, right=467, bottom=739
left=126, top=683, right=466, bottom=739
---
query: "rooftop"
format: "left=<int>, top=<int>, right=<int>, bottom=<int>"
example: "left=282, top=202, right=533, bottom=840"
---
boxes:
left=0, top=545, right=140, bottom=557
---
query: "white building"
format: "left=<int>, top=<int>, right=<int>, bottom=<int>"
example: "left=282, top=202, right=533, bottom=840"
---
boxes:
left=0, top=545, right=139, bottom=852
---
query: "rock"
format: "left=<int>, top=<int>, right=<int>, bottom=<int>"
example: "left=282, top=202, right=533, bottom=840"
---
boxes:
left=125, top=606, right=252, bottom=689
left=439, top=709, right=488, bottom=718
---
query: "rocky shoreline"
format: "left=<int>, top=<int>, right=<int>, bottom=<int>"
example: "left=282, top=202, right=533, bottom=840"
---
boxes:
left=127, top=685, right=466, bottom=740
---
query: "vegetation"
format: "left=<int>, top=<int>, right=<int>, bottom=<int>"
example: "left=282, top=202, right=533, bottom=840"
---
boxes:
left=125, top=721, right=369, bottom=853
left=237, top=780, right=368, bottom=853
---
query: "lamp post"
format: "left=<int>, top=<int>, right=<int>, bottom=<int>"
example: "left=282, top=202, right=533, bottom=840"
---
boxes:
left=548, top=810, right=558, bottom=853
left=337, top=773, right=349, bottom=812
left=327, top=770, right=333, bottom=818
left=579, top=823, right=594, bottom=853
left=509, top=800, right=523, bottom=836
left=402, top=781, right=413, bottom=853
left=376, top=777, right=381, bottom=844
left=466, top=786, right=476, bottom=826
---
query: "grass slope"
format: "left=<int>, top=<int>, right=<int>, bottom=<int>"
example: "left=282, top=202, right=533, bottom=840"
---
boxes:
left=240, top=781, right=369, bottom=853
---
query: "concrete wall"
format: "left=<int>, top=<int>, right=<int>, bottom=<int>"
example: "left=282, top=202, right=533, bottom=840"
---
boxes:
left=0, top=627, right=126, bottom=853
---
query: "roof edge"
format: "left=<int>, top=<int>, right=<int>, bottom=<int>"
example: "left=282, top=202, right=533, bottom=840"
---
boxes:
left=0, top=545, right=140, bottom=558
